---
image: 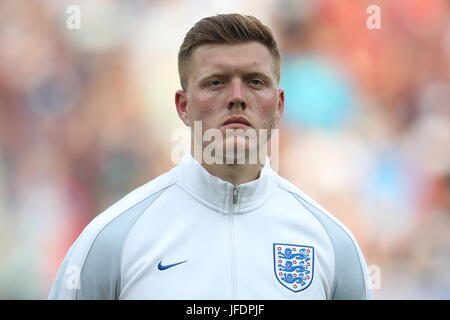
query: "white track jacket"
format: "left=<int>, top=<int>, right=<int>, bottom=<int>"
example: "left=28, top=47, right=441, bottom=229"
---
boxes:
left=48, top=153, right=371, bottom=299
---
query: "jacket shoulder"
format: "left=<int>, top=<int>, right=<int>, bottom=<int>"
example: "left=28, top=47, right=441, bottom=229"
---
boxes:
left=48, top=167, right=178, bottom=299
left=275, top=174, right=352, bottom=237
left=275, top=174, right=371, bottom=300
left=93, top=168, right=177, bottom=224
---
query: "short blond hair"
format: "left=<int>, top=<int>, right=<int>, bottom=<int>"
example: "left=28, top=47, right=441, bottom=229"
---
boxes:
left=178, top=14, right=281, bottom=90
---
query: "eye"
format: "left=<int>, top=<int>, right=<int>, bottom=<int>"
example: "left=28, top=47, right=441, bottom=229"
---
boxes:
left=208, top=79, right=225, bottom=86
left=249, top=79, right=264, bottom=86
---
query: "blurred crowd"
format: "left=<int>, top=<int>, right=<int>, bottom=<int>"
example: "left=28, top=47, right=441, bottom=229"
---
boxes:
left=275, top=0, right=450, bottom=298
left=0, top=0, right=449, bottom=299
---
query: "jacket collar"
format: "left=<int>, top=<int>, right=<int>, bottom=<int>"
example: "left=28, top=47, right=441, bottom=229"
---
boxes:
left=174, top=153, right=276, bottom=214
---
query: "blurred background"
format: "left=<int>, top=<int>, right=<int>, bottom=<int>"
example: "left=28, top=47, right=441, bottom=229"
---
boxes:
left=0, top=0, right=449, bottom=299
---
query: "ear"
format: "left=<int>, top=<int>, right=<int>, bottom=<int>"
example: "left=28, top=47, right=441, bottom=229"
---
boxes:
left=275, top=88, right=285, bottom=125
left=175, top=90, right=191, bottom=127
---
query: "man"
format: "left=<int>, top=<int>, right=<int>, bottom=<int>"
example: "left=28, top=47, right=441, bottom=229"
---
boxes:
left=49, top=14, right=371, bottom=299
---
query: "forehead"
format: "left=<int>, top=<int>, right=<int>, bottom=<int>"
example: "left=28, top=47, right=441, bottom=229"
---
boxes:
left=189, top=42, right=276, bottom=79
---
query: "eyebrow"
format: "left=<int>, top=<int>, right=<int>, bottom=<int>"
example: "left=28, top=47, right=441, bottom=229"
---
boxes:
left=199, top=71, right=273, bottom=83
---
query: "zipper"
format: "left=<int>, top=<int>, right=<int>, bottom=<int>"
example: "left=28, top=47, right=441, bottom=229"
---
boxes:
left=232, top=185, right=239, bottom=204
left=228, top=184, right=239, bottom=299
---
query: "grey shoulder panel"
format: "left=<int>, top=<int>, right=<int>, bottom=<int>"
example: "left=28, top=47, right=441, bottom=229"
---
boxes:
left=289, top=192, right=368, bottom=300
left=76, top=189, right=166, bottom=300
left=47, top=237, right=80, bottom=299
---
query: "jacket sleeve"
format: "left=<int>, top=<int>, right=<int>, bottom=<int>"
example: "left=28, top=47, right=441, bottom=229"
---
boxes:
left=47, top=222, right=121, bottom=300
left=290, top=192, right=372, bottom=300
left=48, top=190, right=164, bottom=300
left=329, top=234, right=372, bottom=300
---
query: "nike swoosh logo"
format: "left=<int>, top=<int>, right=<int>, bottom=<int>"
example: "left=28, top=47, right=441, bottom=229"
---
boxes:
left=157, top=260, right=188, bottom=271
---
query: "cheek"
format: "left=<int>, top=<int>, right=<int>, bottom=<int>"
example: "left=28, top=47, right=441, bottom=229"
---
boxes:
left=188, top=94, right=223, bottom=126
left=253, top=93, right=279, bottom=124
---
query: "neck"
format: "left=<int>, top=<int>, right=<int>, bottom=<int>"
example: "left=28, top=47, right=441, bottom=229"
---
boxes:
left=191, top=152, right=264, bottom=185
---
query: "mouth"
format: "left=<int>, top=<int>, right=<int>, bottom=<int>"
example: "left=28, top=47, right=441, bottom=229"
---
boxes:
left=222, top=116, right=251, bottom=129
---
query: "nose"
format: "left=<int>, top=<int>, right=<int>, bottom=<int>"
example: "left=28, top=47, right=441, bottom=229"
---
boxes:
left=228, top=79, right=247, bottom=110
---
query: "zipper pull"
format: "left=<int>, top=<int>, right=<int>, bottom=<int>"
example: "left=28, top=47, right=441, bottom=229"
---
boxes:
left=232, top=185, right=239, bottom=205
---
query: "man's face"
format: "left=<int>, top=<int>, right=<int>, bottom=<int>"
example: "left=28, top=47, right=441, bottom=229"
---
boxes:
left=176, top=41, right=284, bottom=162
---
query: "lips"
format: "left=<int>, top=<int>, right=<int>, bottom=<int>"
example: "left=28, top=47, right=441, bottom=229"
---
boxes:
left=222, top=116, right=251, bottom=128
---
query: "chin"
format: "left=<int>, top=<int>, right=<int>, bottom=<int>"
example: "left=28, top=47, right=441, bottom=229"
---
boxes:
left=222, top=136, right=259, bottom=165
